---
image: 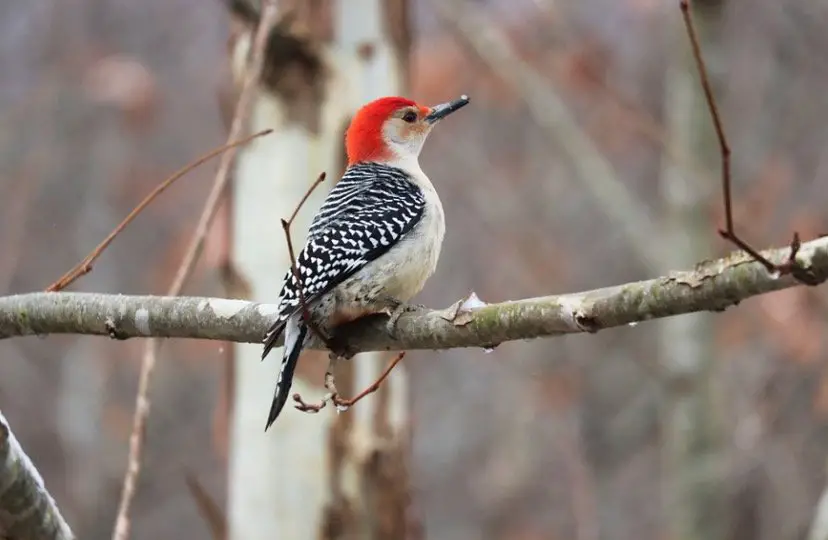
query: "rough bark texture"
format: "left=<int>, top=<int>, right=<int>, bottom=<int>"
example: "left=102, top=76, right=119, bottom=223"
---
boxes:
left=322, top=1, right=414, bottom=539
left=0, top=237, right=826, bottom=352
left=0, top=410, right=74, bottom=540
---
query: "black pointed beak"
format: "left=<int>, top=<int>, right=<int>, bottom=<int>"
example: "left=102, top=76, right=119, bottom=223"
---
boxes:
left=424, top=95, right=470, bottom=124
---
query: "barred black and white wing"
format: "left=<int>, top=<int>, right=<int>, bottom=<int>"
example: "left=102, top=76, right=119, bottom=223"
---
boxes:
left=262, top=163, right=426, bottom=429
left=262, top=163, right=426, bottom=358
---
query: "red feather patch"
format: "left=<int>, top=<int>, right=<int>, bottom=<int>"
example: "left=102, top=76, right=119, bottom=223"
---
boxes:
left=345, top=96, right=418, bottom=165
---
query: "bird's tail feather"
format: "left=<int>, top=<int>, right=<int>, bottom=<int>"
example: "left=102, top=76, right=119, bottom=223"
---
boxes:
left=265, top=317, right=307, bottom=430
left=262, top=318, right=286, bottom=361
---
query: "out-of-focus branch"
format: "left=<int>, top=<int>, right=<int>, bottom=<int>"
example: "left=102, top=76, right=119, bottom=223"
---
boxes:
left=0, top=410, right=74, bottom=540
left=110, top=2, right=282, bottom=539
left=1, top=236, right=826, bottom=351
left=809, top=467, right=828, bottom=540
left=45, top=129, right=271, bottom=293
left=431, top=0, right=664, bottom=269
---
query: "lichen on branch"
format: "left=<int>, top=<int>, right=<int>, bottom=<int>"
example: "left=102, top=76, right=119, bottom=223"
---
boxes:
left=0, top=236, right=825, bottom=353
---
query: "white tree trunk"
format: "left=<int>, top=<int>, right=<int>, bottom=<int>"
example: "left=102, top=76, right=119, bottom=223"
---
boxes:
left=226, top=1, right=409, bottom=537
left=327, top=3, right=411, bottom=538
left=226, top=25, right=349, bottom=540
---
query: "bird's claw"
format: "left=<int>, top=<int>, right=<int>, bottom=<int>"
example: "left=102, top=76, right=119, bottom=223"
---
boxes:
left=384, top=300, right=423, bottom=337
left=327, top=335, right=357, bottom=360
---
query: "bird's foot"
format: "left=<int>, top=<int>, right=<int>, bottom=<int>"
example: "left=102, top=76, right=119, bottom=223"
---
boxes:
left=379, top=297, right=424, bottom=337
left=327, top=333, right=357, bottom=360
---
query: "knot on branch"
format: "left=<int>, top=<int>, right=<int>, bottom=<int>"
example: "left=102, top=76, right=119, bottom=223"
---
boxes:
left=261, top=26, right=326, bottom=117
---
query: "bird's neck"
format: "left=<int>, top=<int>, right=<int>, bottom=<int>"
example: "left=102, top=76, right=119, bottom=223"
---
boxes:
left=349, top=153, right=422, bottom=176
left=349, top=156, right=434, bottom=192
left=384, top=153, right=423, bottom=177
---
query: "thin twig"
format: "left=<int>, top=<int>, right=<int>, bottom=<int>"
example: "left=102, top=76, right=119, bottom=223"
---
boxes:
left=279, top=172, right=330, bottom=341
left=293, top=352, right=406, bottom=413
left=336, top=351, right=406, bottom=408
left=110, top=2, right=281, bottom=539
left=287, top=171, right=327, bottom=225
left=679, top=0, right=731, bottom=228
left=46, top=129, right=271, bottom=293
left=679, top=0, right=816, bottom=284
left=280, top=218, right=317, bottom=331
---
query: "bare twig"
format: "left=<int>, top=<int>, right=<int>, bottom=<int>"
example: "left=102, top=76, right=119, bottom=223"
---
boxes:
left=111, top=341, right=157, bottom=540
left=278, top=172, right=331, bottom=342
left=679, top=0, right=817, bottom=284
left=46, top=129, right=271, bottom=293
left=0, top=409, right=74, bottom=540
left=335, top=351, right=406, bottom=408
left=293, top=352, right=407, bottom=413
left=287, top=171, right=327, bottom=226
left=110, top=2, right=281, bottom=539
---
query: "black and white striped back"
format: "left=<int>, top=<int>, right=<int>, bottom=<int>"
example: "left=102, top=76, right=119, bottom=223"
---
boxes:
left=268, top=162, right=427, bottom=335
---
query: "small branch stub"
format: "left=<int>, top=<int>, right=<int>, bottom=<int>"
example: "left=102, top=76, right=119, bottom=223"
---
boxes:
left=679, top=0, right=817, bottom=285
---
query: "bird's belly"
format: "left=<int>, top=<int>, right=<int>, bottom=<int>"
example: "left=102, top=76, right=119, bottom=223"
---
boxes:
left=375, top=237, right=440, bottom=300
left=337, top=226, right=444, bottom=312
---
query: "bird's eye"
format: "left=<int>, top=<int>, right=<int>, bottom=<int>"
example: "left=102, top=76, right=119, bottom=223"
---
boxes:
left=402, top=111, right=418, bottom=123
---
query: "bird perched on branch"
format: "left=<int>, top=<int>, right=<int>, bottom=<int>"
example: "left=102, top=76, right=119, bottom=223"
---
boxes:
left=262, top=94, right=470, bottom=429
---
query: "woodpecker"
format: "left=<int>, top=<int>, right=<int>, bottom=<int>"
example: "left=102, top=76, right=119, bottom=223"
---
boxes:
left=261, top=94, right=470, bottom=429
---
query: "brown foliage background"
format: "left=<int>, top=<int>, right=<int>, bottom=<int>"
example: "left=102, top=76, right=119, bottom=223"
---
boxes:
left=2, top=0, right=828, bottom=538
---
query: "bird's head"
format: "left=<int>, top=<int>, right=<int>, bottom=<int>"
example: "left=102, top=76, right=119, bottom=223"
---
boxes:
left=345, top=95, right=470, bottom=166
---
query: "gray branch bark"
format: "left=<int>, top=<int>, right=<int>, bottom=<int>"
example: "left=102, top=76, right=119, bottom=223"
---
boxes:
left=0, top=237, right=826, bottom=351
left=0, top=410, right=74, bottom=540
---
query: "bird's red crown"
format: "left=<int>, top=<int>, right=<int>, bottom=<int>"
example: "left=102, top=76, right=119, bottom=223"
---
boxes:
left=345, top=96, right=430, bottom=165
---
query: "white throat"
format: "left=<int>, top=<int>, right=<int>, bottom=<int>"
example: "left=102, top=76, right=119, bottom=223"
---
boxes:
left=384, top=150, right=423, bottom=176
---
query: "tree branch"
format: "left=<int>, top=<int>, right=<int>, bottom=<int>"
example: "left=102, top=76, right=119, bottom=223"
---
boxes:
left=110, top=1, right=281, bottom=537
left=0, top=410, right=74, bottom=540
left=0, top=237, right=826, bottom=351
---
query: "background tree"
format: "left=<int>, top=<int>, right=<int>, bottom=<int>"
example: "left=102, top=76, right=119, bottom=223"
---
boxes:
left=2, top=0, right=828, bottom=539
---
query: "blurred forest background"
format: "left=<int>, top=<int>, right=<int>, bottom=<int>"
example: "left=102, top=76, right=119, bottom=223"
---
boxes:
left=3, top=0, right=828, bottom=539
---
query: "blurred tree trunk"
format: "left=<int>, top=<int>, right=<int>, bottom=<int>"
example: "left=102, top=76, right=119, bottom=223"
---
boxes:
left=809, top=460, right=828, bottom=540
left=658, top=2, right=726, bottom=540
left=225, top=1, right=413, bottom=538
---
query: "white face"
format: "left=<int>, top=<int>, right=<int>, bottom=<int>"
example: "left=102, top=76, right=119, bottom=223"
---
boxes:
left=381, top=106, right=434, bottom=161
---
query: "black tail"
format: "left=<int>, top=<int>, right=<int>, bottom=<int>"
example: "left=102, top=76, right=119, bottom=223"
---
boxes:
left=265, top=322, right=307, bottom=430
left=262, top=319, right=286, bottom=361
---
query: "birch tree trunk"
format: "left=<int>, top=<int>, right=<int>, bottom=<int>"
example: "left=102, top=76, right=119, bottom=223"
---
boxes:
left=321, top=2, right=414, bottom=538
left=226, top=5, right=347, bottom=539
left=224, top=1, right=411, bottom=538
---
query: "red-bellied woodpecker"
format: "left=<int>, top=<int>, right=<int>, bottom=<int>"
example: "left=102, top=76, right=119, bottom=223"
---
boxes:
left=261, top=94, right=470, bottom=429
